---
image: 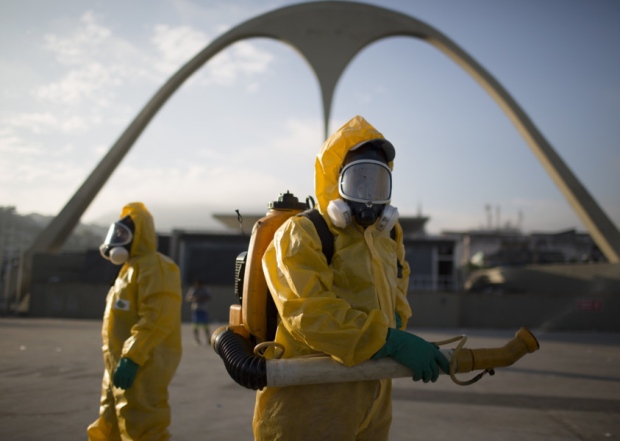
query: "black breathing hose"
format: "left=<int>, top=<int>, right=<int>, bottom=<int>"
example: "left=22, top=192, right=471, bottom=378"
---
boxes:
left=212, top=328, right=267, bottom=391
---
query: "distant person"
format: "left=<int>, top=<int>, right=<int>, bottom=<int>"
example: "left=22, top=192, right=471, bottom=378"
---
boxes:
left=185, top=279, right=212, bottom=345
left=87, top=202, right=182, bottom=441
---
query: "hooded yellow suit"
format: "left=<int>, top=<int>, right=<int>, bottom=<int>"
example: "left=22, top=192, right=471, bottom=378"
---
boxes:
left=88, top=202, right=182, bottom=441
left=253, top=116, right=412, bottom=440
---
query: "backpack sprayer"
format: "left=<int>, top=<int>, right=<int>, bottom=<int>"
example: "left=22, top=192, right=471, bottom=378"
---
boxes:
left=211, top=192, right=540, bottom=391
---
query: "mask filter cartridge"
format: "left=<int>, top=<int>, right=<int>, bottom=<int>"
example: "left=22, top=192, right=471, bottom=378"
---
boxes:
left=327, top=199, right=352, bottom=228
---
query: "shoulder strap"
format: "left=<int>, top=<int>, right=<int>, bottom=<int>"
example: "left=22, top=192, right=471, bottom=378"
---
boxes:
left=299, top=209, right=400, bottom=273
left=299, top=208, right=335, bottom=265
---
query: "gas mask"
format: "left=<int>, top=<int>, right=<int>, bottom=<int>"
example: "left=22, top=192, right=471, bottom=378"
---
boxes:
left=99, top=215, right=135, bottom=265
left=327, top=139, right=399, bottom=231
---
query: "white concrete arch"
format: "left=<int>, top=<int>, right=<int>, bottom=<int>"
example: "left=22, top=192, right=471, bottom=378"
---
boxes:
left=30, top=0, right=620, bottom=265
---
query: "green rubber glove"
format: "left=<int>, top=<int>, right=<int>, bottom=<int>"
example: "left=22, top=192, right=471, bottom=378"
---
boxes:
left=372, top=328, right=450, bottom=383
left=395, top=312, right=403, bottom=330
left=113, top=357, right=139, bottom=390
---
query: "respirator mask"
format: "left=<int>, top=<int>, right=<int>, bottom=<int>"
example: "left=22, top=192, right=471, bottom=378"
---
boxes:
left=99, top=215, right=134, bottom=265
left=327, top=139, right=399, bottom=231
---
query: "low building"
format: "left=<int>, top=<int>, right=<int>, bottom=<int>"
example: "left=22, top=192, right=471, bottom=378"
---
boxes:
left=442, top=227, right=604, bottom=270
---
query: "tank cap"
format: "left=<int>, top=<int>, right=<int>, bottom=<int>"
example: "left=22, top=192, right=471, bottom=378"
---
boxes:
left=269, top=191, right=308, bottom=210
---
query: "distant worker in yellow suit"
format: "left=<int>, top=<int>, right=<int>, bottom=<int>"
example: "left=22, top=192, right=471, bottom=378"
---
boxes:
left=253, top=116, right=450, bottom=440
left=87, top=202, right=182, bottom=441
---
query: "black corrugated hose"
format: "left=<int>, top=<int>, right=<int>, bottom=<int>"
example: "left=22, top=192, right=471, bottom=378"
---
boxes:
left=212, top=328, right=267, bottom=391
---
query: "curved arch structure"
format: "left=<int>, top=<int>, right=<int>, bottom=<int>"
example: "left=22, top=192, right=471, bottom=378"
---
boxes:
left=29, top=0, right=620, bottom=267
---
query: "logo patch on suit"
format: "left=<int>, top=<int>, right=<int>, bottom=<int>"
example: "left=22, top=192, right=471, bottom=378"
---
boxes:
left=114, top=299, right=130, bottom=311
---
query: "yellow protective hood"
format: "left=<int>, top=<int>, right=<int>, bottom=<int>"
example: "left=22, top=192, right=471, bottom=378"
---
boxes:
left=120, top=202, right=157, bottom=257
left=315, top=115, right=393, bottom=213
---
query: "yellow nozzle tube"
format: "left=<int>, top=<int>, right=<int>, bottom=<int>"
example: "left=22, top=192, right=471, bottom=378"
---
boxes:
left=450, top=327, right=540, bottom=373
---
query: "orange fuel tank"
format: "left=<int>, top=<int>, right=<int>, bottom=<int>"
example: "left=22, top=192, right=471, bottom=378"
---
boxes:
left=240, top=191, right=308, bottom=342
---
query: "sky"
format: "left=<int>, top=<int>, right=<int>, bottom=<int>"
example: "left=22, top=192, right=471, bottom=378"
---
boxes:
left=1, top=0, right=619, bottom=235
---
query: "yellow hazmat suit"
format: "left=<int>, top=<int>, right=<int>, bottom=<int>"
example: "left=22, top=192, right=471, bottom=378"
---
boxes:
left=253, top=116, right=412, bottom=440
left=87, top=202, right=182, bottom=441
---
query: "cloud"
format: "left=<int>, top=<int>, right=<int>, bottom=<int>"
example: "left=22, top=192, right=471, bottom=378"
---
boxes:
left=35, top=12, right=134, bottom=108
left=28, top=11, right=275, bottom=125
left=0, top=148, right=90, bottom=216
left=151, top=23, right=274, bottom=86
left=206, top=41, right=274, bottom=86
left=4, top=112, right=95, bottom=134
left=270, top=118, right=323, bottom=152
left=34, top=62, right=122, bottom=107
left=0, top=9, right=280, bottom=221
left=78, top=116, right=322, bottom=226
left=151, top=24, right=210, bottom=75
left=0, top=127, right=41, bottom=155
left=42, top=11, right=112, bottom=66
left=85, top=160, right=283, bottom=224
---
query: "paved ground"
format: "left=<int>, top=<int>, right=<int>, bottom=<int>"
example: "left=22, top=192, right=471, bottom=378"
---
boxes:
left=1, top=318, right=619, bottom=440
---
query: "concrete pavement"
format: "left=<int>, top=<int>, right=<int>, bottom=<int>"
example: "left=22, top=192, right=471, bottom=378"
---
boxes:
left=1, top=318, right=619, bottom=440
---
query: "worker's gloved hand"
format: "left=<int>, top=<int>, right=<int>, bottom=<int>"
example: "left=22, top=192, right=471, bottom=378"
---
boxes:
left=394, top=312, right=403, bottom=330
left=113, top=357, right=140, bottom=390
left=372, top=328, right=450, bottom=383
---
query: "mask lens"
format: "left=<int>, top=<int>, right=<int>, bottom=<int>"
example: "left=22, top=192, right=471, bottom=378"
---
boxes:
left=103, top=222, right=132, bottom=247
left=339, top=160, right=391, bottom=204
